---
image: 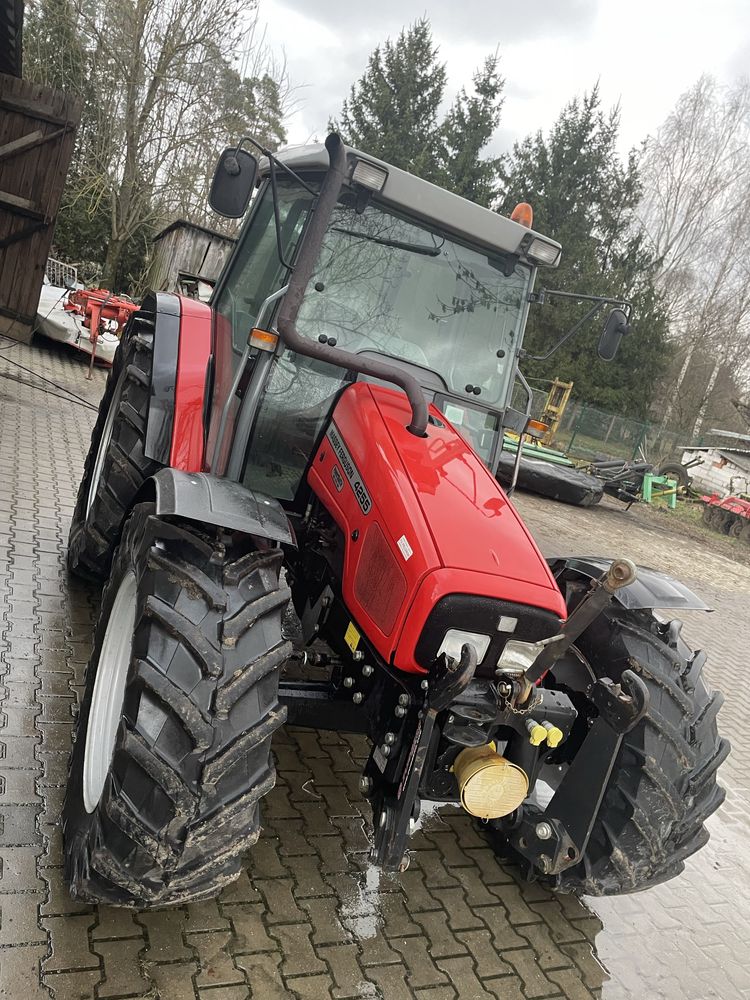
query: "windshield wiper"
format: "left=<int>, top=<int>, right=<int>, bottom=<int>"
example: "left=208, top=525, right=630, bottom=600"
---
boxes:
left=331, top=226, right=444, bottom=257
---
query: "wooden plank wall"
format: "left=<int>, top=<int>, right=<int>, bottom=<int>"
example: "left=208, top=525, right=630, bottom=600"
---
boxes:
left=0, top=72, right=80, bottom=341
left=147, top=224, right=235, bottom=293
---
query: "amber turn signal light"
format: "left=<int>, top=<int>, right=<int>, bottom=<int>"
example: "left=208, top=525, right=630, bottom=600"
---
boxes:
left=249, top=328, right=279, bottom=352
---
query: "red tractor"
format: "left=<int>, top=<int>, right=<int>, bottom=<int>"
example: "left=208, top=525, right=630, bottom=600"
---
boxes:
left=63, top=134, right=727, bottom=907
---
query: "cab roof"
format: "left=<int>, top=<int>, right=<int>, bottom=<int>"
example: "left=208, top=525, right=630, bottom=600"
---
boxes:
left=262, top=142, right=561, bottom=268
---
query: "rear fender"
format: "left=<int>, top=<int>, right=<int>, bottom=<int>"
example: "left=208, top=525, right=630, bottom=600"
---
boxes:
left=142, top=292, right=213, bottom=471
left=144, top=468, right=295, bottom=545
left=548, top=556, right=711, bottom=612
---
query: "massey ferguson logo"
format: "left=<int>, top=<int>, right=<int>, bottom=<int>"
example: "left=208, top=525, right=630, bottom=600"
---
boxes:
left=327, top=424, right=372, bottom=515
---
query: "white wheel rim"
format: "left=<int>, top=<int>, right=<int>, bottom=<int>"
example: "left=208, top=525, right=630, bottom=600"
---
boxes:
left=87, top=378, right=123, bottom=518
left=83, top=570, right=138, bottom=813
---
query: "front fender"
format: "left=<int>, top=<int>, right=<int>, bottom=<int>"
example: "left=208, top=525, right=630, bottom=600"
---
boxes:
left=141, top=291, right=213, bottom=471
left=148, top=468, right=295, bottom=546
left=547, top=556, right=711, bottom=612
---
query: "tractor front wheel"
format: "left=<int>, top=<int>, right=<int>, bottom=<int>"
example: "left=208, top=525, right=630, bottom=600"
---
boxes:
left=491, top=604, right=728, bottom=896
left=63, top=503, right=291, bottom=906
left=550, top=606, right=727, bottom=895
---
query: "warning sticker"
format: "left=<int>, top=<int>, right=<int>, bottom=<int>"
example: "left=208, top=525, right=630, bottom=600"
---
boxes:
left=344, top=621, right=360, bottom=652
left=396, top=535, right=413, bottom=561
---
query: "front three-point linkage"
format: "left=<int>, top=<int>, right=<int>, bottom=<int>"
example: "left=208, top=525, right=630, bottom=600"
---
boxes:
left=497, top=558, right=651, bottom=877
left=368, top=644, right=478, bottom=872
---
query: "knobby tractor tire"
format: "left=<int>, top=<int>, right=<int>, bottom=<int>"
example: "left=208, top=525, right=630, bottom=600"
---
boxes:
left=63, top=503, right=291, bottom=906
left=67, top=313, right=160, bottom=581
left=542, top=607, right=728, bottom=896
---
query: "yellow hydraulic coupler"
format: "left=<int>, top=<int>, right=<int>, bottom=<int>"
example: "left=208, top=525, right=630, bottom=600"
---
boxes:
left=541, top=720, right=564, bottom=747
left=453, top=744, right=528, bottom=820
left=524, top=718, right=547, bottom=746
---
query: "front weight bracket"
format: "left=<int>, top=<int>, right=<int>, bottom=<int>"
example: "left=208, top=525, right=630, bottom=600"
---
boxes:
left=506, top=670, right=649, bottom=876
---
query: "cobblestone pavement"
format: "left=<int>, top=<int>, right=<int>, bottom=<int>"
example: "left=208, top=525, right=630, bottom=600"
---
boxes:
left=0, top=336, right=748, bottom=1000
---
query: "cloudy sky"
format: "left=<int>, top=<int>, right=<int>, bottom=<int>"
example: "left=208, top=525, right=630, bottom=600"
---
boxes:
left=258, top=0, right=749, bottom=156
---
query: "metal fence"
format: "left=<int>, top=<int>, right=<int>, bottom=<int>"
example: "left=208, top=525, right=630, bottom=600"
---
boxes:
left=551, top=401, right=687, bottom=465
left=45, top=257, right=78, bottom=289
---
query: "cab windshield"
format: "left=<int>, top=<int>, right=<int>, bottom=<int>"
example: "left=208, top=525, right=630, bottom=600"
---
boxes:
left=298, top=193, right=531, bottom=405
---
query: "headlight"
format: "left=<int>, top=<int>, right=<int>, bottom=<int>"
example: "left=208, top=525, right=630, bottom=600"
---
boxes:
left=437, top=629, right=491, bottom=664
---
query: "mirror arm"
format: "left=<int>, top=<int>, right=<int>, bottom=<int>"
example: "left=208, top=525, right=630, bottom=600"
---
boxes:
left=534, top=288, right=633, bottom=310
left=522, top=301, right=604, bottom=362
left=235, top=136, right=318, bottom=197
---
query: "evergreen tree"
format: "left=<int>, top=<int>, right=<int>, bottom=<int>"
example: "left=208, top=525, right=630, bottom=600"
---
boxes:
left=498, top=87, right=670, bottom=417
left=336, top=19, right=446, bottom=180
left=439, top=54, right=504, bottom=205
left=335, top=19, right=503, bottom=204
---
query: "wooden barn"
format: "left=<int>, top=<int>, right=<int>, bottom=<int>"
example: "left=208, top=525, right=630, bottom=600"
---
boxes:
left=146, top=219, right=235, bottom=300
left=0, top=54, right=80, bottom=341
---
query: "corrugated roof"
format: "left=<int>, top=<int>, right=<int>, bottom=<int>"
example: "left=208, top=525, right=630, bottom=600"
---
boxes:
left=685, top=446, right=750, bottom=473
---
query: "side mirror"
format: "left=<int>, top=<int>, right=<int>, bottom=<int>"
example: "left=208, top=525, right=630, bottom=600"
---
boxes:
left=598, top=307, right=629, bottom=361
left=209, top=147, right=258, bottom=218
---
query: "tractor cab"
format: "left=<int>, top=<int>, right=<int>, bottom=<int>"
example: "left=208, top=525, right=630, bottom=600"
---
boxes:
left=206, top=135, right=629, bottom=507
left=204, top=138, right=557, bottom=490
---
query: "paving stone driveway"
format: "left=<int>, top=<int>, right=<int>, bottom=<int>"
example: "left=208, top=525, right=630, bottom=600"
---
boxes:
left=0, top=337, right=748, bottom=1000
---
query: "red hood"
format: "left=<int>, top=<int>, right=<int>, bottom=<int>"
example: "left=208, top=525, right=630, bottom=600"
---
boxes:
left=308, top=383, right=566, bottom=672
left=370, top=387, right=564, bottom=608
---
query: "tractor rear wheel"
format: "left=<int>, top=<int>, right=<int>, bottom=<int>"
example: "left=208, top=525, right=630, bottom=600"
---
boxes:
left=542, top=606, right=727, bottom=895
left=63, top=503, right=291, bottom=906
left=68, top=314, right=159, bottom=580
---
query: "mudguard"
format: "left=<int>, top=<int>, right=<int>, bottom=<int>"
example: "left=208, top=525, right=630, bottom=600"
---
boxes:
left=548, top=556, right=711, bottom=611
left=150, top=468, right=294, bottom=545
left=142, top=291, right=213, bottom=471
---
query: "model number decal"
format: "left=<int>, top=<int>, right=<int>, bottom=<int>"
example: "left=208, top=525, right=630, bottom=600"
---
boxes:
left=327, top=424, right=372, bottom=515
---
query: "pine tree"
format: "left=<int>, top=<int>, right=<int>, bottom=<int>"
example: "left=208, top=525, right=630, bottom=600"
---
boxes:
left=336, top=19, right=446, bottom=180
left=335, top=19, right=504, bottom=202
left=498, top=87, right=670, bottom=417
left=439, top=54, right=504, bottom=205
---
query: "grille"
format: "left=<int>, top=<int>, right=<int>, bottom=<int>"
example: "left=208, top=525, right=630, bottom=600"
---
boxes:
left=354, top=522, right=407, bottom=636
left=415, top=594, right=562, bottom=673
